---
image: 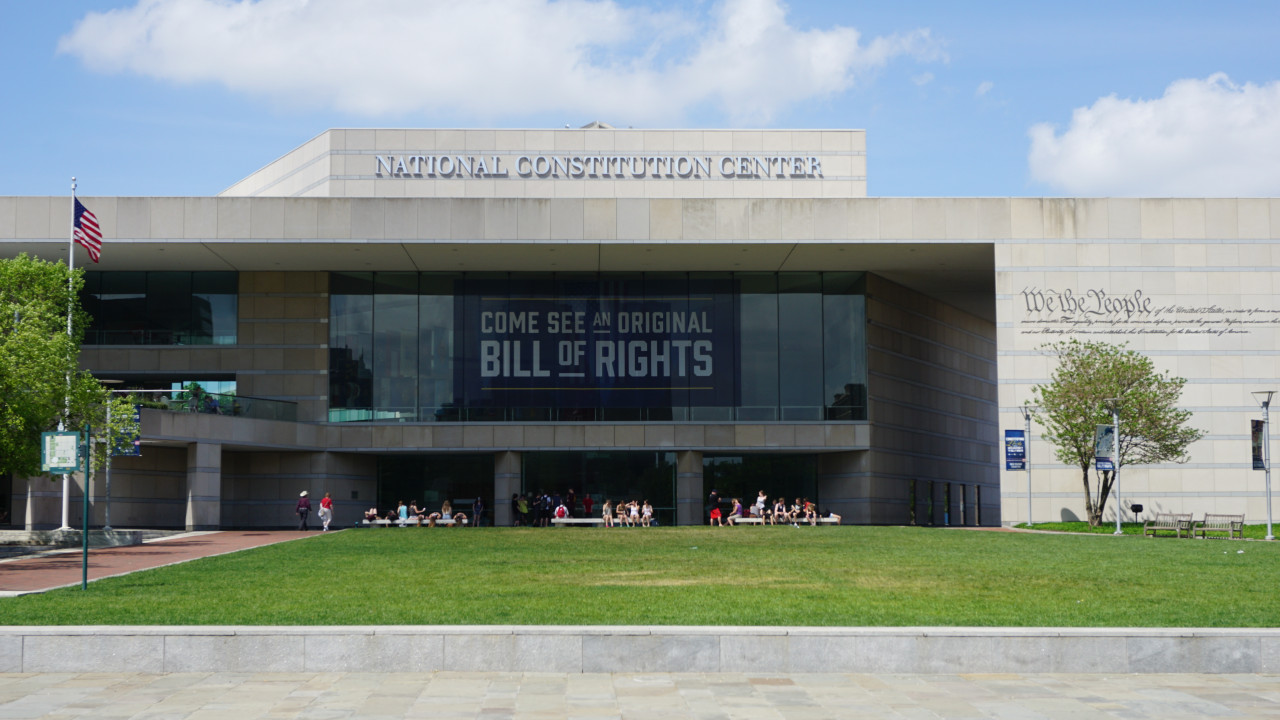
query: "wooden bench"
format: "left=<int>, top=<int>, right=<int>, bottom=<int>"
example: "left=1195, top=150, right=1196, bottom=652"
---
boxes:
left=1143, top=512, right=1192, bottom=538
left=361, top=518, right=467, bottom=527
left=551, top=518, right=607, bottom=527
left=1193, top=513, right=1245, bottom=539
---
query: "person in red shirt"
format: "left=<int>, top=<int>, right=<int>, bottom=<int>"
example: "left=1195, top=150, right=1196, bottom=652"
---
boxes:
left=319, top=491, right=334, bottom=532
left=583, top=494, right=595, bottom=518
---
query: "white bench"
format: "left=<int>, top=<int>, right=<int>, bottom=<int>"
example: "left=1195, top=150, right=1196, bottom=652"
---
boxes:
left=362, top=518, right=467, bottom=527
left=551, top=518, right=607, bottom=527
left=728, top=516, right=840, bottom=525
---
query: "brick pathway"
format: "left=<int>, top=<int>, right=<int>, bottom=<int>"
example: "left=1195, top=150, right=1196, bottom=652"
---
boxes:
left=0, top=531, right=319, bottom=595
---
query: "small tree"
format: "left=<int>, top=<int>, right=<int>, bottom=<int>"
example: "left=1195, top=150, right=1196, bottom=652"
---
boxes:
left=1032, top=340, right=1204, bottom=527
left=0, top=254, right=136, bottom=478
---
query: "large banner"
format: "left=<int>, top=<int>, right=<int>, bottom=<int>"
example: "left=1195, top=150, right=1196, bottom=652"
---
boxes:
left=463, top=292, right=736, bottom=408
left=1004, top=429, right=1026, bottom=471
left=1094, top=424, right=1115, bottom=471
left=1253, top=419, right=1265, bottom=470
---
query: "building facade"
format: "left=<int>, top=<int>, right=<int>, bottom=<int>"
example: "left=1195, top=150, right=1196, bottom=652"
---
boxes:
left=1, top=127, right=1276, bottom=530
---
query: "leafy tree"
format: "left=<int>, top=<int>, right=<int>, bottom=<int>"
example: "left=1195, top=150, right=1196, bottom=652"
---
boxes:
left=1031, top=340, right=1204, bottom=527
left=0, top=254, right=135, bottom=478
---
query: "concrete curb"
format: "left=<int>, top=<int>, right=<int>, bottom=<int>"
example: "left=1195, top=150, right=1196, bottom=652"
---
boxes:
left=2, top=626, right=1277, bottom=674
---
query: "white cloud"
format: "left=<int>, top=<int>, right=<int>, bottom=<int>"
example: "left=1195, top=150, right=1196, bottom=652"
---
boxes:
left=58, top=0, right=943, bottom=125
left=975, top=80, right=992, bottom=97
left=912, top=72, right=934, bottom=86
left=1028, top=74, right=1280, bottom=196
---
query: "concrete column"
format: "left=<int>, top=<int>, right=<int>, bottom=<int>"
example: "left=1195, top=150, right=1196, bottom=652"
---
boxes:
left=494, top=451, right=521, bottom=527
left=817, top=451, right=870, bottom=524
left=24, top=476, right=61, bottom=530
left=185, top=442, right=222, bottom=531
left=676, top=450, right=703, bottom=526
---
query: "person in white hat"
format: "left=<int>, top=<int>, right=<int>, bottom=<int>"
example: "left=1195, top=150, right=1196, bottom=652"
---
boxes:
left=296, top=490, right=312, bottom=531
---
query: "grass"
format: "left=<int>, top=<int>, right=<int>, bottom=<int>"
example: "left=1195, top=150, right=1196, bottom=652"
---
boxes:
left=2, top=526, right=1278, bottom=626
left=1017, top=521, right=1276, bottom=540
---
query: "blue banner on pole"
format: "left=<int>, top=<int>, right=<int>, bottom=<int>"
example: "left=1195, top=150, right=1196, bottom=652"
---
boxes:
left=1004, top=429, right=1026, bottom=470
left=1095, top=424, right=1115, bottom=471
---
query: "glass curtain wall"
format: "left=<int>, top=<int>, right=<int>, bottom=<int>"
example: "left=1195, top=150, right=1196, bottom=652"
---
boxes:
left=328, top=271, right=867, bottom=422
left=83, top=272, right=237, bottom=345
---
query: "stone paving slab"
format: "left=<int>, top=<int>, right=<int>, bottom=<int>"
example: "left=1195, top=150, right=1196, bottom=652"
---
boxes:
left=0, top=531, right=321, bottom=596
left=3, top=627, right=1279, bottom=674
left=1, top=671, right=1278, bottom=719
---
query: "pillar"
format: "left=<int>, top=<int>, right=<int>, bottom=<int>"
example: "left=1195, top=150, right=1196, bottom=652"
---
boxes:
left=494, top=451, right=521, bottom=527
left=676, top=450, right=703, bottom=526
left=817, top=450, right=870, bottom=524
left=185, top=442, right=222, bottom=530
left=24, top=475, right=61, bottom=530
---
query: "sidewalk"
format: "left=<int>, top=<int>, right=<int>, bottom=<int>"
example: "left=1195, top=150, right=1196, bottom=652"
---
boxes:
left=2, top=670, right=1277, bottom=719
left=0, top=531, right=318, bottom=596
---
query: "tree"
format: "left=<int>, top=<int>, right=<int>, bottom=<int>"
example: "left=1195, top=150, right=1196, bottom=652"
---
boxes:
left=0, top=253, right=134, bottom=478
left=1031, top=339, right=1205, bottom=527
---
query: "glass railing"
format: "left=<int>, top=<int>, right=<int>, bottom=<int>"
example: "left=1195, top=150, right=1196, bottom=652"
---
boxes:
left=153, top=392, right=297, bottom=422
left=327, top=405, right=865, bottom=423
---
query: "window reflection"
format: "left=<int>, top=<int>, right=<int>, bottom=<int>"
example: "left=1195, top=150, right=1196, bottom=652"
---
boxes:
left=328, top=271, right=868, bottom=423
left=83, top=271, right=237, bottom=345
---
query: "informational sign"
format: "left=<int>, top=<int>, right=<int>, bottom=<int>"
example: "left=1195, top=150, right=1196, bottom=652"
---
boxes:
left=1252, top=419, right=1265, bottom=470
left=463, top=291, right=735, bottom=408
left=1094, top=424, right=1116, bottom=471
left=1004, top=429, right=1026, bottom=470
left=41, top=431, right=80, bottom=474
left=111, top=405, right=143, bottom=457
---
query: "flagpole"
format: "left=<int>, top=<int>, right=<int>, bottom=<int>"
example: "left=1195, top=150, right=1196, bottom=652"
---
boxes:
left=60, top=178, right=77, bottom=530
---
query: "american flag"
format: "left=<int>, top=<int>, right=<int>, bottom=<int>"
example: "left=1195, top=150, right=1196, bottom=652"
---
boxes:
left=73, top=198, right=102, bottom=263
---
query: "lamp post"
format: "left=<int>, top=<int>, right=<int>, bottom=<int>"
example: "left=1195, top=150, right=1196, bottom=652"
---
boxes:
left=1103, top=398, right=1122, bottom=535
left=1253, top=390, right=1275, bottom=541
left=1021, top=404, right=1034, bottom=526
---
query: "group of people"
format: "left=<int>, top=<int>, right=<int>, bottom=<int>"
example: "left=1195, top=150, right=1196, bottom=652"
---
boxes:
left=363, top=498, right=485, bottom=527
left=294, top=491, right=334, bottom=531
left=707, top=489, right=837, bottom=526
left=510, top=488, right=597, bottom=526
left=601, top=499, right=655, bottom=527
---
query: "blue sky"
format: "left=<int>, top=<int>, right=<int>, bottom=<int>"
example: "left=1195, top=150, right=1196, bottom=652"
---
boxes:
left=2, top=0, right=1278, bottom=198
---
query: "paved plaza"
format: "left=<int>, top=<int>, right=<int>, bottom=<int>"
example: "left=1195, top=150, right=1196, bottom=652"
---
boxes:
left=2, top=671, right=1279, bottom=719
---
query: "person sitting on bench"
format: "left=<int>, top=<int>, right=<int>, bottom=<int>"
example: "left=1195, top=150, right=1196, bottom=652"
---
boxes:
left=427, top=501, right=467, bottom=527
left=727, top=498, right=743, bottom=526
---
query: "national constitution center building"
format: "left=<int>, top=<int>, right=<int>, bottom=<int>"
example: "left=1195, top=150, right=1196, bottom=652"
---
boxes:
left=3, top=127, right=1279, bottom=530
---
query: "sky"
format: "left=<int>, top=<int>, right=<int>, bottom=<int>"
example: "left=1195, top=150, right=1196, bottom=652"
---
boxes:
left=2, top=0, right=1278, bottom=199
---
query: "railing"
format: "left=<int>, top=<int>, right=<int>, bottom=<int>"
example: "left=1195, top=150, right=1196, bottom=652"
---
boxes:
left=153, top=392, right=297, bottom=422
left=327, top=405, right=866, bottom=423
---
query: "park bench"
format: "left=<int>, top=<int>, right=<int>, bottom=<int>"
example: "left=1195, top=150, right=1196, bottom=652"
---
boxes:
left=361, top=518, right=467, bottom=527
left=551, top=518, right=608, bottom=527
left=1192, top=513, right=1245, bottom=539
left=1142, top=512, right=1192, bottom=538
left=729, top=516, right=840, bottom=525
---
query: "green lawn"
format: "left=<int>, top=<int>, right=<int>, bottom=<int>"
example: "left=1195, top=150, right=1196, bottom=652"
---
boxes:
left=2, top=526, right=1277, bottom=626
left=1018, top=521, right=1276, bottom=539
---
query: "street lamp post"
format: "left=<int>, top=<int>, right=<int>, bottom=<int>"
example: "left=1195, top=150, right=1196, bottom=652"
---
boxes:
left=1021, top=404, right=1034, bottom=526
left=1253, top=391, right=1275, bottom=541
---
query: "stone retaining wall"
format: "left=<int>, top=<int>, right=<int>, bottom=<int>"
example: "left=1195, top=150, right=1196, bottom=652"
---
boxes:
left=2, top=626, right=1277, bottom=674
